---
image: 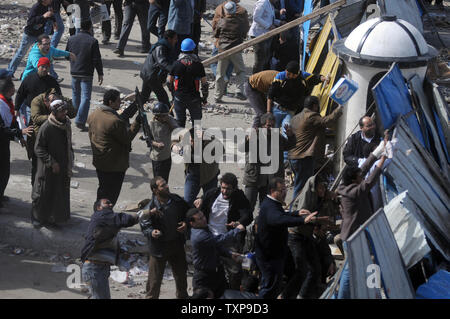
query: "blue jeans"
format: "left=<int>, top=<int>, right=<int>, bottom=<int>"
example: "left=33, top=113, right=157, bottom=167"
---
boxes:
left=82, top=262, right=111, bottom=299
left=7, top=33, right=38, bottom=76
left=173, top=96, right=202, bottom=128
left=256, top=256, right=285, bottom=299
left=210, top=47, right=233, bottom=80
left=290, top=157, right=314, bottom=205
left=272, top=105, right=293, bottom=131
left=72, top=77, right=93, bottom=125
left=184, top=172, right=218, bottom=206
left=337, top=242, right=350, bottom=299
left=45, top=11, right=65, bottom=48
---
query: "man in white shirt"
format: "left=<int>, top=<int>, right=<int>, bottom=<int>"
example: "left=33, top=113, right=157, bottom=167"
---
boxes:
left=196, top=173, right=253, bottom=290
left=249, top=0, right=285, bottom=73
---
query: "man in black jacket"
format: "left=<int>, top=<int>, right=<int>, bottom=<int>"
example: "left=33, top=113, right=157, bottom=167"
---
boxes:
left=81, top=198, right=149, bottom=299
left=140, top=29, right=177, bottom=105
left=342, top=116, right=381, bottom=166
left=7, top=0, right=55, bottom=79
left=14, top=57, right=61, bottom=126
left=140, top=176, right=190, bottom=299
left=255, top=177, right=317, bottom=299
left=113, top=0, right=150, bottom=56
left=196, top=173, right=252, bottom=290
left=66, top=19, right=104, bottom=131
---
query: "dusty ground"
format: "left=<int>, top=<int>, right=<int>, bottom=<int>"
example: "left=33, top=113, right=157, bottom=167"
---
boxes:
left=0, top=0, right=448, bottom=299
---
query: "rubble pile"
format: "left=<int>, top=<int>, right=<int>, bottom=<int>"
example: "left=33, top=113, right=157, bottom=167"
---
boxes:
left=0, top=3, right=27, bottom=60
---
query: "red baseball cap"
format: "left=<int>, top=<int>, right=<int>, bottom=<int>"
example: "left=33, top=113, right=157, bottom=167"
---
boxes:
left=37, top=57, right=50, bottom=68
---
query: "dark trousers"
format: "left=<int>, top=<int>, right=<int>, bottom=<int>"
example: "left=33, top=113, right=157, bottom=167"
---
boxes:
left=96, top=170, right=125, bottom=206
left=152, top=157, right=172, bottom=183
left=290, top=156, right=314, bottom=203
left=141, top=75, right=170, bottom=105
left=31, top=153, right=37, bottom=186
left=146, top=241, right=188, bottom=299
left=244, top=81, right=266, bottom=128
left=252, top=38, right=272, bottom=74
left=173, top=96, right=202, bottom=128
left=283, top=234, right=321, bottom=299
left=117, top=2, right=150, bottom=51
left=256, top=255, right=285, bottom=299
left=102, top=0, right=123, bottom=41
left=192, top=21, right=201, bottom=54
left=244, top=185, right=268, bottom=214
left=0, top=142, right=10, bottom=199
left=147, top=2, right=169, bottom=39
left=193, top=266, right=227, bottom=299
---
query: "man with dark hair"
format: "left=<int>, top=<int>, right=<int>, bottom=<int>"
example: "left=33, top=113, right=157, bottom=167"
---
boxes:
left=336, top=140, right=387, bottom=298
left=101, top=0, right=124, bottom=44
left=66, top=19, right=104, bottom=131
left=243, top=112, right=296, bottom=212
left=255, top=177, right=317, bottom=299
left=267, top=61, right=328, bottom=129
left=187, top=207, right=246, bottom=298
left=87, top=89, right=141, bottom=206
left=342, top=116, right=381, bottom=166
left=22, top=33, right=75, bottom=81
left=31, top=98, right=73, bottom=227
left=113, top=0, right=150, bottom=56
left=139, top=177, right=190, bottom=299
left=195, top=172, right=253, bottom=289
left=6, top=0, right=55, bottom=79
left=140, top=29, right=178, bottom=105
left=81, top=198, right=149, bottom=299
left=14, top=57, right=62, bottom=126
left=288, top=96, right=343, bottom=203
left=168, top=38, right=208, bottom=128
left=0, top=75, right=33, bottom=208
left=270, top=31, right=299, bottom=71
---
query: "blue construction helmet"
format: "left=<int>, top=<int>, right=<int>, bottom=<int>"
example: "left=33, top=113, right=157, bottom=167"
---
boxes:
left=181, top=38, right=196, bottom=52
left=152, top=102, right=170, bottom=114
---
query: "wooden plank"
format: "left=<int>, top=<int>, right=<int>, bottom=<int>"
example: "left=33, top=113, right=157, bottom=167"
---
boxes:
left=202, top=0, right=346, bottom=66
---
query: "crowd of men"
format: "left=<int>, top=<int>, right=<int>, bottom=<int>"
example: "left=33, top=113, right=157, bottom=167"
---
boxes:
left=0, top=0, right=396, bottom=299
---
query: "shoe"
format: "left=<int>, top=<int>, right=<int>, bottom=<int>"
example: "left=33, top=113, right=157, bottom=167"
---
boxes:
left=56, top=77, right=64, bottom=84
left=0, top=195, right=10, bottom=202
left=214, top=97, right=223, bottom=104
left=113, top=48, right=124, bottom=57
left=75, top=123, right=88, bottom=132
left=114, top=34, right=120, bottom=40
left=235, top=93, right=247, bottom=101
left=102, top=39, right=110, bottom=45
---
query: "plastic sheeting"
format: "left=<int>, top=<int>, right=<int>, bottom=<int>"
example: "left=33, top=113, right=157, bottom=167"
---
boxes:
left=346, top=208, right=415, bottom=299
left=416, top=270, right=450, bottom=299
left=372, top=63, right=426, bottom=146
left=384, top=191, right=431, bottom=269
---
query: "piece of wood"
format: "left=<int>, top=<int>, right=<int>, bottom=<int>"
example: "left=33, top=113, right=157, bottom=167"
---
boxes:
left=202, top=0, right=346, bottom=66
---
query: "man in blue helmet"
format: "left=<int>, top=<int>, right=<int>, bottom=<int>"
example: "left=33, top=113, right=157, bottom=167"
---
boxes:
left=149, top=102, right=179, bottom=182
left=168, top=38, right=208, bottom=128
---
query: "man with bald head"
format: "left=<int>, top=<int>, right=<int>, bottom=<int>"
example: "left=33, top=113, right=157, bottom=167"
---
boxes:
left=342, top=116, right=381, bottom=166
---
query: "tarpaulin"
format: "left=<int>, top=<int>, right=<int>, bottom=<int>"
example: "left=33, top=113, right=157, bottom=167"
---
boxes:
left=371, top=63, right=426, bottom=147
left=302, top=0, right=313, bottom=70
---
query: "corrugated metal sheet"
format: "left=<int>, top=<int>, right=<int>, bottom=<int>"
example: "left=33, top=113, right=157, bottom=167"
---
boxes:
left=384, top=191, right=431, bottom=269
left=334, top=0, right=371, bottom=38
left=383, top=0, right=423, bottom=34
left=347, top=209, right=416, bottom=299
left=387, top=118, right=450, bottom=261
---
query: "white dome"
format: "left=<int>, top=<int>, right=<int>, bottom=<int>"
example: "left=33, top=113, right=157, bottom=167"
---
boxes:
left=344, top=16, right=429, bottom=58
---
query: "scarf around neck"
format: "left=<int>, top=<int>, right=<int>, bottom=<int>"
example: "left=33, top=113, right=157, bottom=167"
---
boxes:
left=48, top=113, right=74, bottom=177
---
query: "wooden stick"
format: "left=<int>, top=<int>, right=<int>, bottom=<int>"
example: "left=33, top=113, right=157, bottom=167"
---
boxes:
left=202, top=0, right=346, bottom=66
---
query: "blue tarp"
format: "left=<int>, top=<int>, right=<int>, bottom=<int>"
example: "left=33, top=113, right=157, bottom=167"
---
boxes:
left=416, top=270, right=450, bottom=299
left=302, top=0, right=313, bottom=70
left=372, top=64, right=426, bottom=147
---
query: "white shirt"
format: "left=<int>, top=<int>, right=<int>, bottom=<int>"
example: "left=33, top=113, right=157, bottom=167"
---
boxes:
left=208, top=193, right=230, bottom=236
left=0, top=98, right=13, bottom=127
left=248, top=0, right=281, bottom=37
